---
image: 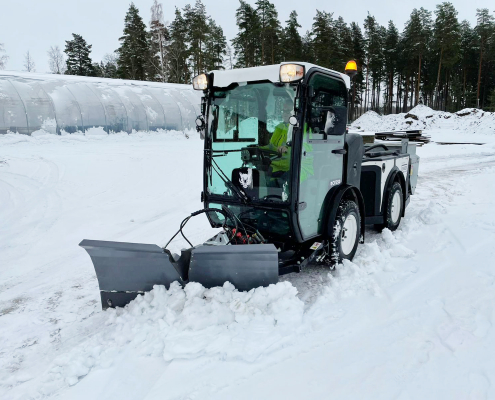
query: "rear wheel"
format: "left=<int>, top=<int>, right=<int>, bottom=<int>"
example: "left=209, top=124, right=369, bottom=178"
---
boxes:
left=328, top=200, right=361, bottom=267
left=378, top=181, right=403, bottom=231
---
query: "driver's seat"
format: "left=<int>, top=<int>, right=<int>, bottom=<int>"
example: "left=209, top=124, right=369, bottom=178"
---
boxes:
left=232, top=167, right=260, bottom=200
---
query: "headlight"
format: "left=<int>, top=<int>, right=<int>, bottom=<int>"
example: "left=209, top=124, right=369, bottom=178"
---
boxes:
left=192, top=74, right=208, bottom=90
left=280, top=64, right=305, bottom=83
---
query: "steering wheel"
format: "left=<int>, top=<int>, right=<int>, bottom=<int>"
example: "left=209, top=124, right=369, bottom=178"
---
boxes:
left=244, top=146, right=281, bottom=161
left=242, top=146, right=282, bottom=171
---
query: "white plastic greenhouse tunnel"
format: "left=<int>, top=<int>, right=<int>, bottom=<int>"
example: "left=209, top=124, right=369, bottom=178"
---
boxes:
left=0, top=71, right=201, bottom=135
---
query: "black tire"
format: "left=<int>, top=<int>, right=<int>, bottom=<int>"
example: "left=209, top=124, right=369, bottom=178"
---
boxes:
left=329, top=200, right=361, bottom=267
left=377, top=181, right=403, bottom=232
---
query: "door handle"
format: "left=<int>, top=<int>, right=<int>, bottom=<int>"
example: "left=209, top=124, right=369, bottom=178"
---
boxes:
left=332, top=148, right=347, bottom=155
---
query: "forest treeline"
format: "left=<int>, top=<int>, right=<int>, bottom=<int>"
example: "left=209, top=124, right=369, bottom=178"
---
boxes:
left=5, top=0, right=495, bottom=118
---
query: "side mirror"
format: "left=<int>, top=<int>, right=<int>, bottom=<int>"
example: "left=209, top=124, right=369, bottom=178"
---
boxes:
left=195, top=115, right=205, bottom=128
left=324, top=106, right=347, bottom=136
left=196, top=115, right=206, bottom=139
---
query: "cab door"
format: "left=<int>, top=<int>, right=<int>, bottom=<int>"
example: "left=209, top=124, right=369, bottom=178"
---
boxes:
left=297, top=72, right=348, bottom=240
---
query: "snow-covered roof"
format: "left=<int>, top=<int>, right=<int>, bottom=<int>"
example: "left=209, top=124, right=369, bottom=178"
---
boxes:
left=0, top=70, right=200, bottom=135
left=210, top=62, right=351, bottom=89
left=0, top=70, right=193, bottom=90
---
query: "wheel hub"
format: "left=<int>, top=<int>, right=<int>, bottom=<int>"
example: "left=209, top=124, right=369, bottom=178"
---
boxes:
left=391, top=191, right=401, bottom=224
left=341, top=214, right=357, bottom=256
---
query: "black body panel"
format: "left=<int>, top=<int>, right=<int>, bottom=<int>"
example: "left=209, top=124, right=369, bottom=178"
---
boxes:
left=360, top=166, right=382, bottom=218
left=344, top=133, right=364, bottom=188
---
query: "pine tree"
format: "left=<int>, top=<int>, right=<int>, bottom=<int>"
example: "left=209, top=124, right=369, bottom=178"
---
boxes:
left=103, top=58, right=118, bottom=78
left=116, top=3, right=150, bottom=81
left=65, top=34, right=94, bottom=76
left=232, top=1, right=261, bottom=67
left=350, top=22, right=366, bottom=118
left=280, top=11, right=302, bottom=62
left=475, top=8, right=495, bottom=108
left=301, top=31, right=314, bottom=63
left=166, top=8, right=189, bottom=83
left=403, top=8, right=432, bottom=106
left=384, top=21, right=399, bottom=113
left=458, top=20, right=477, bottom=107
left=334, top=17, right=353, bottom=70
left=256, top=0, right=281, bottom=65
left=487, top=87, right=495, bottom=111
left=92, top=62, right=103, bottom=77
left=364, top=14, right=384, bottom=111
left=184, top=1, right=209, bottom=76
left=433, top=2, right=460, bottom=108
left=311, top=11, right=336, bottom=69
left=204, top=19, right=227, bottom=71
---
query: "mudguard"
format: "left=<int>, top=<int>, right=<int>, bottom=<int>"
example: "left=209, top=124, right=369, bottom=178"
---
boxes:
left=79, top=240, right=279, bottom=309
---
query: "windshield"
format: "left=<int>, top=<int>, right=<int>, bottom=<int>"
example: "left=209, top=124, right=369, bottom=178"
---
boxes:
left=207, top=82, right=296, bottom=203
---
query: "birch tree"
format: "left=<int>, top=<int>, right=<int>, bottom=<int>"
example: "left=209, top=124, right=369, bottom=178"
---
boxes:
left=48, top=45, right=66, bottom=74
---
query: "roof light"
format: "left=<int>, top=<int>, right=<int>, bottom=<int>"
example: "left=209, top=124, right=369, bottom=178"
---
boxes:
left=280, top=64, right=305, bottom=83
left=192, top=74, right=208, bottom=90
left=345, top=60, right=358, bottom=78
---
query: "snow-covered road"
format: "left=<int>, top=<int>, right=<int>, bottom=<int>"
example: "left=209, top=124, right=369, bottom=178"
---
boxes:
left=1, top=130, right=495, bottom=399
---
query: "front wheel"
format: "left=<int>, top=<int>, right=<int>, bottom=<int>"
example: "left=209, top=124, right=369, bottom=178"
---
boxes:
left=329, top=200, right=361, bottom=267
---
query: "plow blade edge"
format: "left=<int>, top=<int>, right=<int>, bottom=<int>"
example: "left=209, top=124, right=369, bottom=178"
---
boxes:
left=79, top=240, right=279, bottom=309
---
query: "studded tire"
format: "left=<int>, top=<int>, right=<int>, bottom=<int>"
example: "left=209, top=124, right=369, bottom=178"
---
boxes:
left=377, top=181, right=403, bottom=232
left=329, top=200, right=361, bottom=267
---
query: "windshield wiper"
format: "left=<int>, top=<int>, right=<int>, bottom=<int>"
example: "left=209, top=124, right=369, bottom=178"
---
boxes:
left=206, top=151, right=250, bottom=204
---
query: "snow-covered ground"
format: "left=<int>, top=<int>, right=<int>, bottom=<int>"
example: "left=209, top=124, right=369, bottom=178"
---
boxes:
left=1, top=124, right=495, bottom=399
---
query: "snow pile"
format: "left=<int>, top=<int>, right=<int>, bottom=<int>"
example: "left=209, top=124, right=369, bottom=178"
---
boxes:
left=46, top=224, right=419, bottom=394
left=46, top=281, right=303, bottom=388
left=351, top=104, right=495, bottom=134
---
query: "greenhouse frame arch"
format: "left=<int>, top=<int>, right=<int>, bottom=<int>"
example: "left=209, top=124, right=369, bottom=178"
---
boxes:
left=0, top=71, right=201, bottom=135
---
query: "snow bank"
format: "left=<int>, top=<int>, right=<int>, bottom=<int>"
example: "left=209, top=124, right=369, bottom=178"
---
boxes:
left=44, top=213, right=431, bottom=393
left=351, top=104, right=495, bottom=134
left=46, top=281, right=303, bottom=387
left=36, top=196, right=448, bottom=396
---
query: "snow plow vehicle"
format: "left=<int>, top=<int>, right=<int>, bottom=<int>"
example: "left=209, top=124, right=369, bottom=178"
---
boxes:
left=80, top=62, right=420, bottom=309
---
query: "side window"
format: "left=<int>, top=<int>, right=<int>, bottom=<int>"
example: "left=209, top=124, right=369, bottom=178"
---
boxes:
left=307, top=74, right=347, bottom=139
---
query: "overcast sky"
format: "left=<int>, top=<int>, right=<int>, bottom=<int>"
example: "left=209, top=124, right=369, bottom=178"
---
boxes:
left=1, top=0, right=493, bottom=73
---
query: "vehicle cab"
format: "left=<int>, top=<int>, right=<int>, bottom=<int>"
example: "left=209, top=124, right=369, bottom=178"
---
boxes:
left=194, top=63, right=355, bottom=250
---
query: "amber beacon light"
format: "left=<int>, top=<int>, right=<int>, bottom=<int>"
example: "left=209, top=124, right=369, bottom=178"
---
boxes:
left=345, top=60, right=358, bottom=78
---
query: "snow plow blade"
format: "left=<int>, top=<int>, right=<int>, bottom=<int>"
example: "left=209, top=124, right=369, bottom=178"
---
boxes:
left=79, top=239, right=279, bottom=309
